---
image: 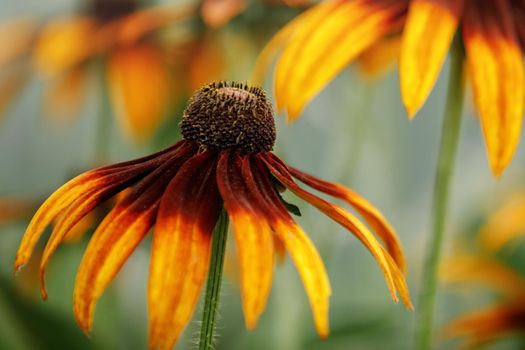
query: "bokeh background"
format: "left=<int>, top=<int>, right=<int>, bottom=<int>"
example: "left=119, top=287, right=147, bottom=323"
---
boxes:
left=1, top=0, right=525, bottom=349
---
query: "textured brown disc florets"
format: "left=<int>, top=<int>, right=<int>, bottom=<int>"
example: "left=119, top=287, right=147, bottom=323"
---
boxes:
left=181, top=81, right=276, bottom=154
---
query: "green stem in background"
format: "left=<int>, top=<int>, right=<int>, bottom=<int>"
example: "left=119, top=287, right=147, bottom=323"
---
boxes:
left=415, top=37, right=465, bottom=350
left=95, top=63, right=112, bottom=163
left=199, top=209, right=229, bottom=350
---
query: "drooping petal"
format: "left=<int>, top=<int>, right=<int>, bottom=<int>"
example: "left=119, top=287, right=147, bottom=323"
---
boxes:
left=445, top=303, right=525, bottom=349
left=441, top=256, right=525, bottom=297
left=478, top=193, right=525, bottom=251
left=358, top=34, right=401, bottom=79
left=400, top=0, right=465, bottom=117
left=275, top=0, right=406, bottom=120
left=287, top=165, right=406, bottom=271
left=216, top=153, right=274, bottom=330
left=0, top=18, right=36, bottom=68
left=261, top=153, right=412, bottom=309
left=33, top=17, right=97, bottom=76
left=107, top=43, right=171, bottom=143
left=247, top=157, right=331, bottom=337
left=148, top=152, right=221, bottom=350
left=463, top=0, right=525, bottom=176
left=14, top=141, right=191, bottom=273
left=44, top=66, right=87, bottom=122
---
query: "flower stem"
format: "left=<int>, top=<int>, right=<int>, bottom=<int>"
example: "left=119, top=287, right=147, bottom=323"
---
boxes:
left=199, top=209, right=229, bottom=350
left=415, top=38, right=465, bottom=350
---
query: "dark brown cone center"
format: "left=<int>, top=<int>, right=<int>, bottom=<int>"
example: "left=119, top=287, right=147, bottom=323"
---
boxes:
left=88, top=0, right=137, bottom=22
left=180, top=82, right=276, bottom=154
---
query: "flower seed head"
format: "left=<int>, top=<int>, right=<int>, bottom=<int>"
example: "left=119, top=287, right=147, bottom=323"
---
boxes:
left=181, top=81, right=276, bottom=154
left=89, top=0, right=137, bottom=22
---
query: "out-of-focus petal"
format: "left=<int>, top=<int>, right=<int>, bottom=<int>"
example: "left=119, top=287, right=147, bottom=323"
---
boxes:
left=116, top=4, right=196, bottom=45
left=441, top=256, right=525, bottom=297
left=148, top=152, right=221, bottom=350
left=201, top=0, right=246, bottom=28
left=478, top=193, right=525, bottom=251
left=0, top=65, right=29, bottom=120
left=262, top=153, right=412, bottom=309
left=0, top=197, right=36, bottom=225
left=44, top=67, right=87, bottom=123
left=188, top=34, right=226, bottom=92
left=73, top=153, right=191, bottom=333
left=463, top=0, right=525, bottom=176
left=445, top=303, right=525, bottom=349
left=288, top=165, right=406, bottom=271
left=107, top=43, right=171, bottom=143
left=33, top=17, right=97, bottom=76
left=0, top=18, right=36, bottom=68
left=400, top=0, right=465, bottom=117
left=216, top=153, right=274, bottom=329
left=248, top=157, right=331, bottom=337
left=275, top=0, right=405, bottom=120
left=358, top=35, right=401, bottom=79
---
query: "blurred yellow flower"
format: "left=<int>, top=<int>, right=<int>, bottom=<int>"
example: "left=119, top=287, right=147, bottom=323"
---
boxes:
left=255, top=0, right=525, bottom=176
left=0, top=0, right=195, bottom=143
left=15, top=82, right=411, bottom=349
left=442, top=255, right=525, bottom=349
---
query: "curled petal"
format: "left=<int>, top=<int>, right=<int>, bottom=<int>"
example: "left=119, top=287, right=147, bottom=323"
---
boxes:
left=217, top=153, right=274, bottom=330
left=463, top=0, right=525, bottom=176
left=148, top=152, right=221, bottom=350
left=261, top=153, right=412, bottom=309
left=400, top=0, right=465, bottom=117
left=287, top=165, right=406, bottom=271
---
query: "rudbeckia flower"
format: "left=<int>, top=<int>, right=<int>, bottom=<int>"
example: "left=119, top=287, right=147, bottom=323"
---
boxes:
left=15, top=81, right=411, bottom=349
left=442, top=256, right=525, bottom=349
left=255, top=0, right=525, bottom=176
left=0, top=0, right=194, bottom=142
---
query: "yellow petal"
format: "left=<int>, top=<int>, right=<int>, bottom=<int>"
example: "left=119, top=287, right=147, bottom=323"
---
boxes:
left=107, top=44, right=171, bottom=143
left=400, top=0, right=465, bottom=117
left=358, top=35, right=401, bottom=79
left=478, top=193, right=525, bottom=251
left=463, top=0, right=525, bottom=176
left=33, top=17, right=97, bottom=76
left=275, top=0, right=405, bottom=120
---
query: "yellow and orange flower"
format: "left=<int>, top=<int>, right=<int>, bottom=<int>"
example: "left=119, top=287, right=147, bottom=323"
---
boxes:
left=442, top=255, right=525, bottom=349
left=15, top=82, right=411, bottom=349
left=255, top=0, right=525, bottom=176
left=0, top=0, right=195, bottom=142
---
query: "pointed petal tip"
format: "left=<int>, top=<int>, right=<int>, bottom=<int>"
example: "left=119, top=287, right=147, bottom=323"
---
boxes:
left=13, top=261, right=25, bottom=275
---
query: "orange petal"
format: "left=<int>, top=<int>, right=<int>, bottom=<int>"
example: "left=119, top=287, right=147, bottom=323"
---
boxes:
left=262, top=154, right=412, bottom=309
left=107, top=44, right=171, bottom=143
left=441, top=256, right=525, bottom=297
left=148, top=152, right=221, bottom=350
left=400, top=0, right=465, bottom=117
left=33, top=17, right=97, bottom=76
left=72, top=151, right=192, bottom=332
left=288, top=166, right=406, bottom=272
left=275, top=0, right=405, bottom=120
left=187, top=34, right=226, bottom=92
left=463, top=0, right=525, bottom=176
left=201, top=0, right=246, bottom=28
left=358, top=35, right=401, bottom=79
left=0, top=197, right=37, bottom=224
left=478, top=193, right=525, bottom=251
left=0, top=17, right=36, bottom=68
left=217, top=153, right=274, bottom=329
left=44, top=67, right=87, bottom=123
left=248, top=158, right=331, bottom=337
left=0, top=64, right=29, bottom=120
